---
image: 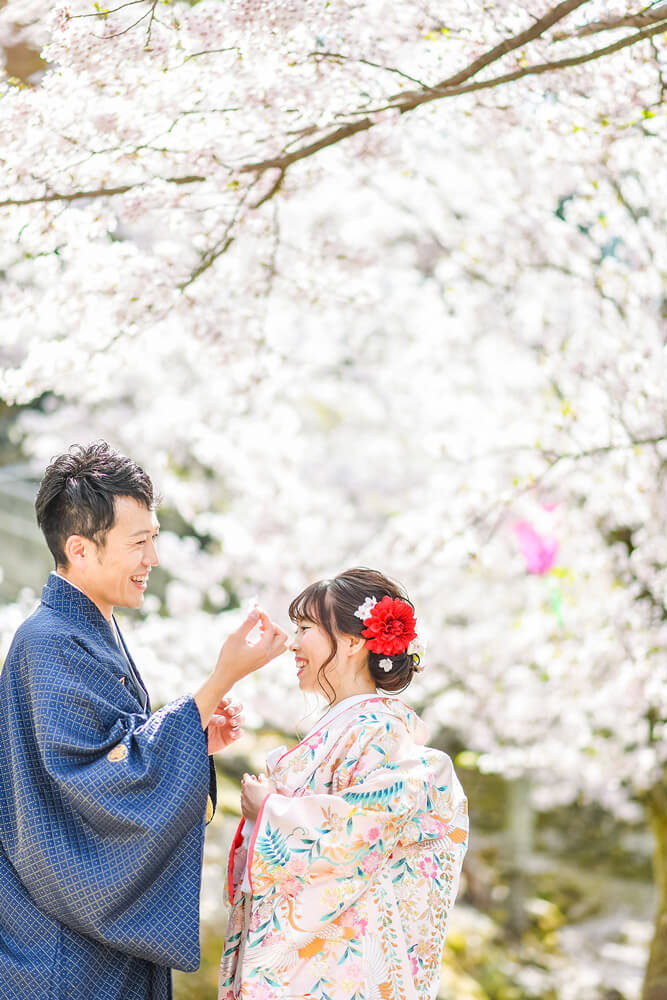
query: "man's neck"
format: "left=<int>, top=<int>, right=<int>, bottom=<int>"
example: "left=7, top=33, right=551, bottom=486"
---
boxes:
left=54, top=570, right=113, bottom=622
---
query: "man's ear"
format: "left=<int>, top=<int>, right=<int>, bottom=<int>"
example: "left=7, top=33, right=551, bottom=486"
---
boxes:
left=63, top=534, right=88, bottom=568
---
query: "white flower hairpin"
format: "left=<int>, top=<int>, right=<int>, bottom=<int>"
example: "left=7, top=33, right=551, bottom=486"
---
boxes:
left=408, top=636, right=426, bottom=671
left=354, top=596, right=377, bottom=621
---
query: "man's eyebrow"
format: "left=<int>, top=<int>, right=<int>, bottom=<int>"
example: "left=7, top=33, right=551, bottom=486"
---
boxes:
left=130, top=526, right=160, bottom=537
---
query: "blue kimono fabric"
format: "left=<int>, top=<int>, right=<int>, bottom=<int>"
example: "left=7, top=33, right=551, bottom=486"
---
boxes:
left=0, top=573, right=215, bottom=1000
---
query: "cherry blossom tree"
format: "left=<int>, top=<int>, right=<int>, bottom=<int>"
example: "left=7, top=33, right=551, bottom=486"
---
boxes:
left=1, top=1, right=666, bottom=996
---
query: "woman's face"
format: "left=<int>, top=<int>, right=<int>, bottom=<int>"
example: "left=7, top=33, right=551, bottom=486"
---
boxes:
left=289, top=618, right=338, bottom=694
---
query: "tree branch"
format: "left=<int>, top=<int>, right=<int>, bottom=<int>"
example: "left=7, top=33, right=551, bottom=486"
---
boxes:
left=252, top=168, right=286, bottom=209
left=178, top=179, right=260, bottom=289
left=391, top=15, right=667, bottom=112
left=539, top=435, right=667, bottom=464
left=237, top=15, right=667, bottom=179
left=238, top=119, right=375, bottom=175
left=179, top=234, right=235, bottom=289
left=0, top=175, right=206, bottom=208
left=3, top=2, right=666, bottom=211
left=552, top=3, right=667, bottom=38
left=463, top=434, right=667, bottom=469
left=392, top=0, right=590, bottom=103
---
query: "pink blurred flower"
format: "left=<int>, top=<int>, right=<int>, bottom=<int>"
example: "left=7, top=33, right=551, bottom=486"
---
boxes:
left=361, top=852, right=381, bottom=874
left=287, top=855, right=308, bottom=877
left=420, top=816, right=445, bottom=837
left=52, top=6, right=71, bottom=31
left=513, top=520, right=558, bottom=575
left=245, top=985, right=275, bottom=1000
left=276, top=875, right=300, bottom=898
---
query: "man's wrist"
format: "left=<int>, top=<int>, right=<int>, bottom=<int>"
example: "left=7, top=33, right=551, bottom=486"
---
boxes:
left=214, top=656, right=242, bottom=688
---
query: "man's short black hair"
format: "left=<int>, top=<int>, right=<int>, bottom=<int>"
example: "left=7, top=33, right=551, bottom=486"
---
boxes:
left=35, top=441, right=157, bottom=567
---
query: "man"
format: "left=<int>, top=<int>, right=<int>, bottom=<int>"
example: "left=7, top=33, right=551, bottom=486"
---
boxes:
left=0, top=442, right=286, bottom=1000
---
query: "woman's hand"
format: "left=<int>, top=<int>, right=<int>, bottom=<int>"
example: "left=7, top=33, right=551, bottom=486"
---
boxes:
left=241, top=773, right=276, bottom=822
left=207, top=697, right=244, bottom=755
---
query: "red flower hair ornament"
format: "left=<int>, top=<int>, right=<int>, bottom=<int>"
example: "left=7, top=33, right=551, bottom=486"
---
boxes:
left=355, top=595, right=418, bottom=659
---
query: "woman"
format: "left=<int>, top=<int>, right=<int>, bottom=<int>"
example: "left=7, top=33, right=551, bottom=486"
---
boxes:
left=219, top=568, right=468, bottom=1000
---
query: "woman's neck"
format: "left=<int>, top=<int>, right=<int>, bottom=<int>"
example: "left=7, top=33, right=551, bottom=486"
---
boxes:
left=329, top=678, right=377, bottom=708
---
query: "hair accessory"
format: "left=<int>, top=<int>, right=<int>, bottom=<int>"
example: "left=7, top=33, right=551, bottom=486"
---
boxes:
left=379, top=658, right=393, bottom=672
left=358, top=595, right=418, bottom=656
left=354, top=596, right=378, bottom=621
left=407, top=636, right=425, bottom=671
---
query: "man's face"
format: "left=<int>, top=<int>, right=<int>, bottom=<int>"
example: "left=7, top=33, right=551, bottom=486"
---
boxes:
left=77, top=496, right=159, bottom=620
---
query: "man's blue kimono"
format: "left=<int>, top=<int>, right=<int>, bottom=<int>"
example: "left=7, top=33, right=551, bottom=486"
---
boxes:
left=0, top=573, right=216, bottom=1000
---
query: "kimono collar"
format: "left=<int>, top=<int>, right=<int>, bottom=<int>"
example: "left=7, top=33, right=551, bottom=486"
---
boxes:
left=41, top=572, right=117, bottom=648
left=270, top=695, right=428, bottom=788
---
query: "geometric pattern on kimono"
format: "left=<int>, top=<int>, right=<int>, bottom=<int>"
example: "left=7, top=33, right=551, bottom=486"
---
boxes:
left=0, top=573, right=215, bottom=1000
left=219, top=695, right=468, bottom=1000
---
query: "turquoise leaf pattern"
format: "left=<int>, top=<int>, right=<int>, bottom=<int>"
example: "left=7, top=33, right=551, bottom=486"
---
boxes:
left=341, top=777, right=404, bottom=808
left=255, top=822, right=292, bottom=867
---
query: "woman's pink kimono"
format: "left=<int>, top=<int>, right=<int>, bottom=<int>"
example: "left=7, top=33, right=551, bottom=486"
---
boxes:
left=219, top=695, right=468, bottom=1000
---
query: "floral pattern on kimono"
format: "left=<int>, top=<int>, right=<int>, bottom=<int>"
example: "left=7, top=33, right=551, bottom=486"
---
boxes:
left=219, top=696, right=468, bottom=1000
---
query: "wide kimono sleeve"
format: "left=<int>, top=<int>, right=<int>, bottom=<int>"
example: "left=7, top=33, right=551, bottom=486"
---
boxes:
left=246, top=712, right=468, bottom=935
left=6, top=631, right=210, bottom=970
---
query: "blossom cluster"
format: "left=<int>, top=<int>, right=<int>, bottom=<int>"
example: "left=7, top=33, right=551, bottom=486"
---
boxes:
left=0, top=0, right=665, bottom=828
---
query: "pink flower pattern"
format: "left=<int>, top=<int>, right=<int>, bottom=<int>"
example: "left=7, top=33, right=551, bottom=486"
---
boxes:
left=418, top=856, right=439, bottom=880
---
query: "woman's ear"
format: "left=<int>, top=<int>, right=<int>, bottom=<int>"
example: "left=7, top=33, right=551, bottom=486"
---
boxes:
left=344, top=634, right=366, bottom=657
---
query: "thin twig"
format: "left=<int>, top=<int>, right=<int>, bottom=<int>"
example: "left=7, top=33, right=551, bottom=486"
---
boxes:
left=92, top=1, right=157, bottom=41
left=310, top=51, right=430, bottom=88
left=180, top=47, right=241, bottom=64
left=178, top=178, right=260, bottom=289
left=69, top=0, right=148, bottom=20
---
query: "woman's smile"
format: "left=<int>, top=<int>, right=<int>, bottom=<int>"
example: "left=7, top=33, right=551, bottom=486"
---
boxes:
left=295, top=656, right=307, bottom=677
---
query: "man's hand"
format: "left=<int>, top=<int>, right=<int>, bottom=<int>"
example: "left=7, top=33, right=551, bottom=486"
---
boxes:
left=194, top=607, right=288, bottom=730
left=215, top=608, right=288, bottom=683
left=240, top=773, right=277, bottom=822
left=207, top=696, right=243, bottom=755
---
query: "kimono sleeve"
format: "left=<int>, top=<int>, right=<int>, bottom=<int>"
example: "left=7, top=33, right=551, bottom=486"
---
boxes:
left=247, top=714, right=467, bottom=919
left=11, top=634, right=210, bottom=970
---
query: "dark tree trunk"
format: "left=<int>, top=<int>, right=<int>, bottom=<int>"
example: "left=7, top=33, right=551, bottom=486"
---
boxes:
left=643, top=785, right=667, bottom=1000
